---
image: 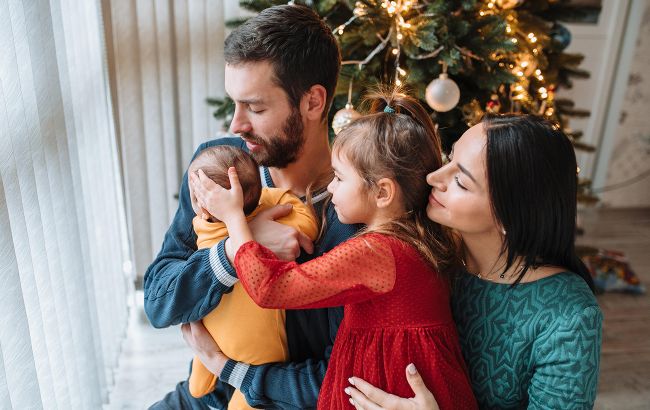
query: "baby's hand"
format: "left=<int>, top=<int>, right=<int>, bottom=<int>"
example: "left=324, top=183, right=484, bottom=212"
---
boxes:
left=190, top=167, right=244, bottom=223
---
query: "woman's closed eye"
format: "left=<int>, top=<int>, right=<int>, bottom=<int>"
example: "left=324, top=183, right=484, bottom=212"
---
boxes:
left=454, top=175, right=467, bottom=190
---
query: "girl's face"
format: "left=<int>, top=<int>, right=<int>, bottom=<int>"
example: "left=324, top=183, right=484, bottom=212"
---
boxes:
left=327, top=151, right=375, bottom=225
left=425, top=123, right=499, bottom=236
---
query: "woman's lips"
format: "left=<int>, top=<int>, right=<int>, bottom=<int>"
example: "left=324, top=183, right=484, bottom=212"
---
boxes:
left=429, top=193, right=444, bottom=208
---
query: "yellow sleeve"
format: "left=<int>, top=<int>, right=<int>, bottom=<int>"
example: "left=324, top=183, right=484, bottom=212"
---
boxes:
left=261, top=188, right=319, bottom=241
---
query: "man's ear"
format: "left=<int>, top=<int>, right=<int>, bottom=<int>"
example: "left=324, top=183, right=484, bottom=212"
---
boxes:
left=301, top=84, right=327, bottom=121
left=374, top=177, right=397, bottom=209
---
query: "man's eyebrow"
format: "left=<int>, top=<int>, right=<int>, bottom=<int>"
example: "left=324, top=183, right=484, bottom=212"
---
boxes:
left=457, top=163, right=477, bottom=184
left=237, top=98, right=265, bottom=105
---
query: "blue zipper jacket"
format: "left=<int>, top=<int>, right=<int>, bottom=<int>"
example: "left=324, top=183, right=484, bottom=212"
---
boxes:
left=144, top=137, right=358, bottom=409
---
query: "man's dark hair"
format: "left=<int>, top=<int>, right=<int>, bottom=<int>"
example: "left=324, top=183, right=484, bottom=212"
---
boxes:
left=224, top=4, right=341, bottom=119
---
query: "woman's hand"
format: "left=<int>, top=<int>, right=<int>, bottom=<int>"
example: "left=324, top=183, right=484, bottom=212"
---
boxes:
left=345, top=364, right=439, bottom=410
left=190, top=167, right=244, bottom=224
left=181, top=321, right=229, bottom=376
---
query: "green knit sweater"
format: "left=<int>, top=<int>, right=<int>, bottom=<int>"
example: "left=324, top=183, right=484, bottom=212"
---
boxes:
left=452, top=272, right=602, bottom=409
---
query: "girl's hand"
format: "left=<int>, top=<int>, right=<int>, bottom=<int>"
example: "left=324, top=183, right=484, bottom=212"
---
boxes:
left=345, top=364, right=439, bottom=410
left=181, top=321, right=229, bottom=377
left=190, top=167, right=244, bottom=223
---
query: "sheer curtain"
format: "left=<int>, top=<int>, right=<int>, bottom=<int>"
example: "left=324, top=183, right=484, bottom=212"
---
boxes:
left=104, top=0, right=245, bottom=282
left=0, top=0, right=132, bottom=408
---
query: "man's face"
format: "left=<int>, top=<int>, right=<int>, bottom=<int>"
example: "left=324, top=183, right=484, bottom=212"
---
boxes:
left=225, top=62, right=305, bottom=168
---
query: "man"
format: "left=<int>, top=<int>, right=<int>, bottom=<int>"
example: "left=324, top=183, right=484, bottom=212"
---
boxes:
left=145, top=5, right=358, bottom=408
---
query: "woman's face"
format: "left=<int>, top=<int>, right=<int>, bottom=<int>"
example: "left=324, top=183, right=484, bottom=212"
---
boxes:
left=426, top=123, right=500, bottom=236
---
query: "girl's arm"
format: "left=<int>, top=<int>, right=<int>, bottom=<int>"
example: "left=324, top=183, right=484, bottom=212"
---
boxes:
left=192, top=167, right=398, bottom=309
left=234, top=233, right=396, bottom=309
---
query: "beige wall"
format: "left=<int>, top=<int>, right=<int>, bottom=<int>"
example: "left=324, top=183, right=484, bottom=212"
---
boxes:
left=600, top=2, right=650, bottom=208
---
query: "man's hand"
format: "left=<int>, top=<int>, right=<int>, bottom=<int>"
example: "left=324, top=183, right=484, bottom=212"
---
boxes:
left=181, top=321, right=229, bottom=376
left=344, top=364, right=439, bottom=410
left=225, top=204, right=314, bottom=262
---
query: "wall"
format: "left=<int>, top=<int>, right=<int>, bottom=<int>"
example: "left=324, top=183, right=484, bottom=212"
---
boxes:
left=600, top=2, right=650, bottom=207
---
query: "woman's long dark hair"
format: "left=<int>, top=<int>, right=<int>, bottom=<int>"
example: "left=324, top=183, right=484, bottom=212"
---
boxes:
left=483, top=113, right=594, bottom=292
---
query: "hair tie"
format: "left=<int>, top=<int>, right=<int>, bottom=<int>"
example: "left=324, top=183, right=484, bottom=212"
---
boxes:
left=383, top=105, right=396, bottom=114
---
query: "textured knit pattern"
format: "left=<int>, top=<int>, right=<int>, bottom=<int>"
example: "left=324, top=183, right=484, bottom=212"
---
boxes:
left=452, top=272, right=602, bottom=410
left=235, top=233, right=477, bottom=410
left=189, top=188, right=318, bottom=410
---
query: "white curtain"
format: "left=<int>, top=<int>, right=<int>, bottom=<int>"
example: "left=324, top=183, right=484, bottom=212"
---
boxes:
left=0, top=0, right=132, bottom=408
left=104, top=0, right=245, bottom=282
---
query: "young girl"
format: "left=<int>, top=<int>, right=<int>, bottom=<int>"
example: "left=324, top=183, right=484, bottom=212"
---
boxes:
left=192, top=91, right=477, bottom=409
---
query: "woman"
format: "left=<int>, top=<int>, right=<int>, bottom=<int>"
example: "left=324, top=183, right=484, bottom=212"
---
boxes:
left=345, top=114, right=602, bottom=409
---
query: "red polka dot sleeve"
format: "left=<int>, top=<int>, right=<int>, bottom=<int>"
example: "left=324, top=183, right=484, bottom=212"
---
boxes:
left=233, top=233, right=396, bottom=309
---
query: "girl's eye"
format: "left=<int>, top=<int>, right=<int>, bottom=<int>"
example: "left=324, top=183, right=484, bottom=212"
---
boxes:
left=454, top=175, right=467, bottom=190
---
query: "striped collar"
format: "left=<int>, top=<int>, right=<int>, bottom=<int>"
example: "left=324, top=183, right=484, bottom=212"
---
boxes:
left=259, top=166, right=329, bottom=204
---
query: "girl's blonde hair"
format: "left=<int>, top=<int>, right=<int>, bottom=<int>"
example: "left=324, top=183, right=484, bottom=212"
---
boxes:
left=331, top=88, right=458, bottom=273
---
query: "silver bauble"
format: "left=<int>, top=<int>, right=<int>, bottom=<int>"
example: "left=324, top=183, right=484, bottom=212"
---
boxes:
left=425, top=73, right=460, bottom=112
left=332, top=103, right=362, bottom=135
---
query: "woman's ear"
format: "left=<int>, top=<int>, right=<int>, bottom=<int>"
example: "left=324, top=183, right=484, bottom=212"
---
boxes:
left=374, top=178, right=397, bottom=209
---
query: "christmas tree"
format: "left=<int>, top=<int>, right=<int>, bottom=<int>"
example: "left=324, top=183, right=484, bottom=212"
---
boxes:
left=208, top=0, right=599, bottom=202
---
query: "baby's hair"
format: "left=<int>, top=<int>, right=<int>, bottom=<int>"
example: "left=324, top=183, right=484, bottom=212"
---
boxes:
left=189, top=146, right=262, bottom=215
left=332, top=87, right=458, bottom=273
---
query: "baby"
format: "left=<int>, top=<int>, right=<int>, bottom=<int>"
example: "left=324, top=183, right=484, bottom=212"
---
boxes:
left=186, top=145, right=318, bottom=409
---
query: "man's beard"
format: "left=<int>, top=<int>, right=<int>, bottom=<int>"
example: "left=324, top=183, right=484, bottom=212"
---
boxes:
left=241, top=108, right=305, bottom=169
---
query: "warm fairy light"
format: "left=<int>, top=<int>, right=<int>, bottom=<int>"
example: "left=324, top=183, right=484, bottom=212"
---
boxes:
left=509, top=64, right=515, bottom=69
left=487, top=2, right=495, bottom=8
left=532, top=48, right=539, bottom=55
left=511, top=38, right=518, bottom=43
left=521, top=61, right=529, bottom=68
left=546, top=108, right=554, bottom=116
left=541, top=93, right=548, bottom=99
left=397, top=33, right=404, bottom=40
left=535, top=69, right=542, bottom=75
left=392, top=48, right=399, bottom=55
left=480, top=11, right=485, bottom=16
left=515, top=85, right=524, bottom=91
left=539, top=87, right=547, bottom=94
left=338, top=27, right=344, bottom=35
left=506, top=25, right=512, bottom=33
left=517, top=71, right=524, bottom=77
left=528, top=33, right=535, bottom=38
left=577, top=166, right=581, bottom=174
left=396, top=78, right=402, bottom=86
left=397, top=67, right=407, bottom=76
left=538, top=75, right=544, bottom=81
left=402, top=22, right=411, bottom=28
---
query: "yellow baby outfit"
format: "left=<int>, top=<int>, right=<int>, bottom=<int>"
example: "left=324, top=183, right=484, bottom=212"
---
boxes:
left=188, top=187, right=318, bottom=409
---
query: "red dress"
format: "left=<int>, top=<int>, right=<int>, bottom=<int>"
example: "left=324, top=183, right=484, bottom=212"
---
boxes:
left=234, top=233, right=477, bottom=409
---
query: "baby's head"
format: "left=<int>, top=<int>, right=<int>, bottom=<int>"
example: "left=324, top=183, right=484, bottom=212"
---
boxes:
left=188, top=146, right=262, bottom=219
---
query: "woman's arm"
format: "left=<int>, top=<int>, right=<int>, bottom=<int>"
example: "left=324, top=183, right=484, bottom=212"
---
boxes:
left=527, top=305, right=602, bottom=409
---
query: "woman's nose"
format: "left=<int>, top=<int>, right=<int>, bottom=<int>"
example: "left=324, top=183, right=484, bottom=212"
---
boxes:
left=426, top=170, right=446, bottom=191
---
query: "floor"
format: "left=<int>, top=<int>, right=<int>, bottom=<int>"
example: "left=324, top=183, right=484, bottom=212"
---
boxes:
left=106, top=207, right=650, bottom=409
